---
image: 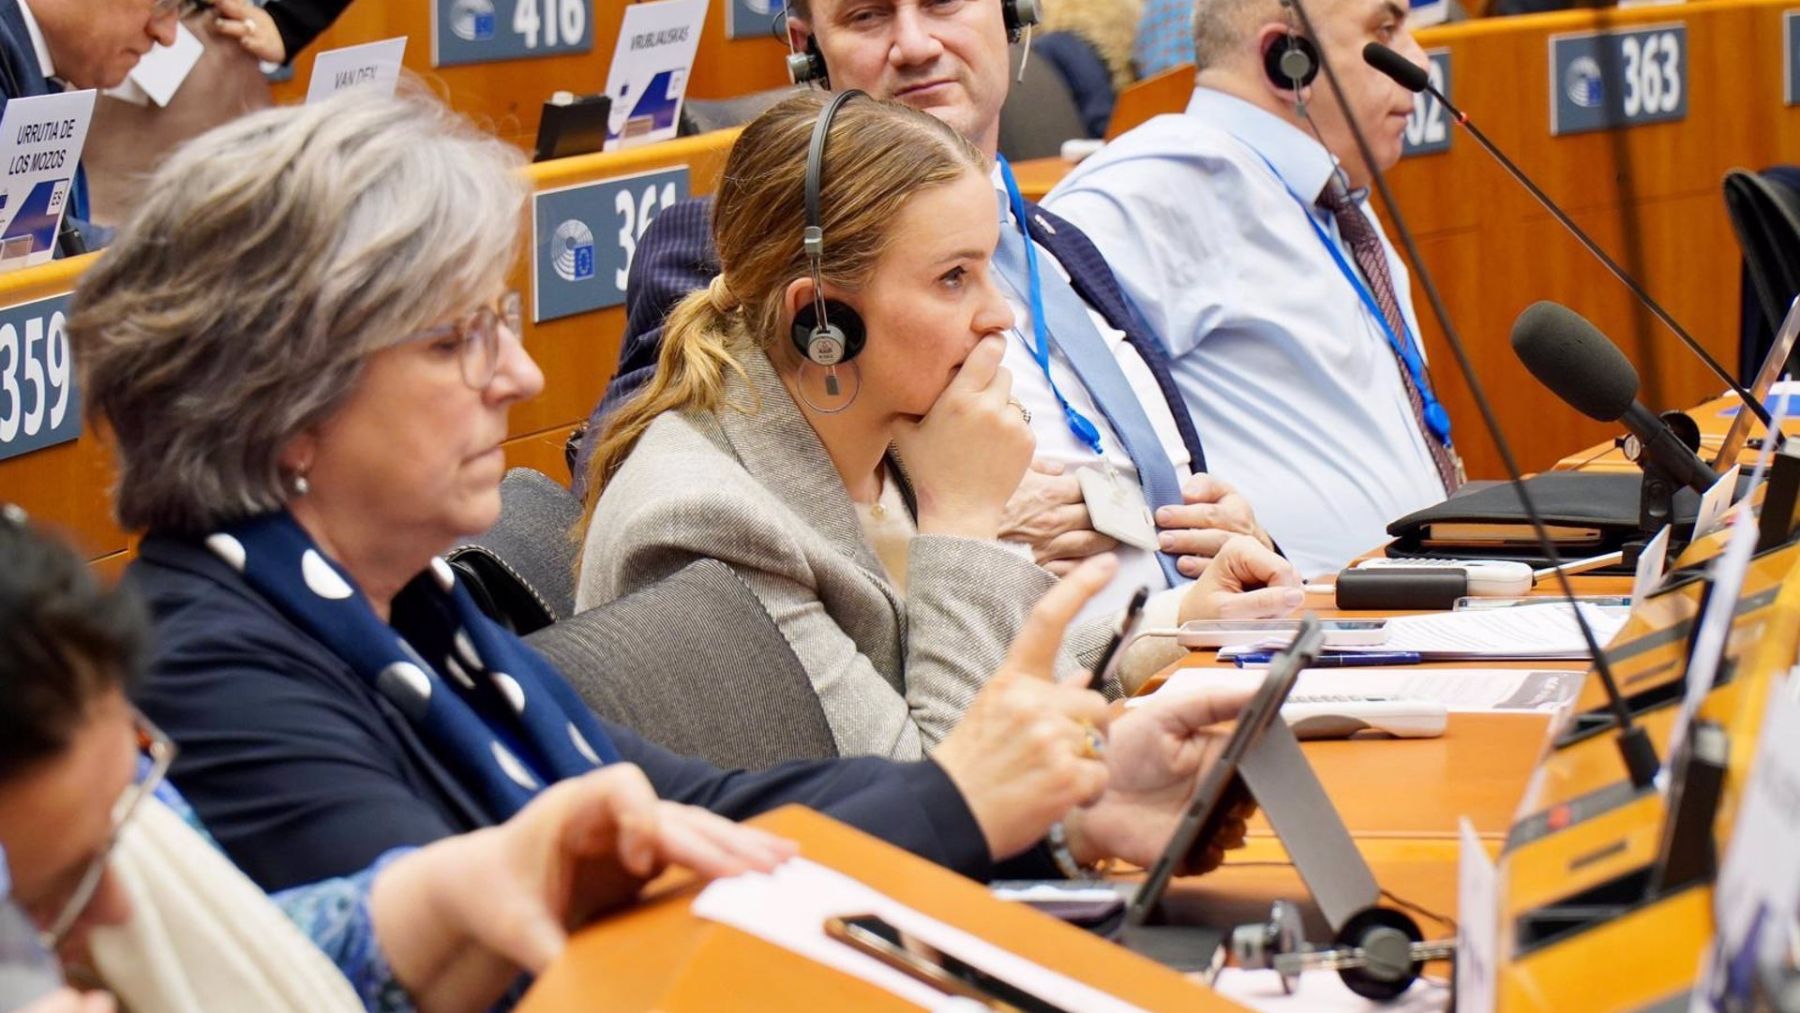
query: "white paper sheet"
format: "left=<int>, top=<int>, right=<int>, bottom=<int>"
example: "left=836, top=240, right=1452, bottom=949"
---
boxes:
left=1217, top=604, right=1629, bottom=661
left=111, top=23, right=203, bottom=107
left=1141, top=667, right=1584, bottom=714
left=1211, top=967, right=1448, bottom=1011
left=1456, top=818, right=1498, bottom=1013
left=692, top=858, right=1150, bottom=1012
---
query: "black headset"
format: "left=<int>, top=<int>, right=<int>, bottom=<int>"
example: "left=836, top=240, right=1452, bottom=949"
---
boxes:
left=1261, top=7, right=1321, bottom=93
left=785, top=0, right=1042, bottom=87
left=789, top=89, right=869, bottom=375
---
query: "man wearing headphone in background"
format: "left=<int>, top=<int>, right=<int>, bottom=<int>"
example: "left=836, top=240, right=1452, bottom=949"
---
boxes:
left=580, top=0, right=1281, bottom=622
left=1044, top=0, right=1455, bottom=579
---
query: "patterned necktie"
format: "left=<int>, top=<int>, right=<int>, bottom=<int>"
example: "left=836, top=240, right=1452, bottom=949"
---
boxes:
left=992, top=191, right=1187, bottom=586
left=1316, top=179, right=1461, bottom=494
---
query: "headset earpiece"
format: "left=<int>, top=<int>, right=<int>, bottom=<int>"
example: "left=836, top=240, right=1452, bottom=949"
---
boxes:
left=1262, top=31, right=1320, bottom=92
left=789, top=89, right=869, bottom=388
left=790, top=299, right=868, bottom=367
left=787, top=35, right=828, bottom=86
left=1003, top=0, right=1041, bottom=43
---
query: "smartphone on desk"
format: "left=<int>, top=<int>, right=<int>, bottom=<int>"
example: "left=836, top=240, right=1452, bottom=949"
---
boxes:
left=1176, top=618, right=1389, bottom=649
left=823, top=914, right=1072, bottom=1012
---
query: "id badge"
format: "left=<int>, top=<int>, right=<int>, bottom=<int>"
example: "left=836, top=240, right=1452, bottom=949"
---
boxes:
left=1076, top=466, right=1159, bottom=552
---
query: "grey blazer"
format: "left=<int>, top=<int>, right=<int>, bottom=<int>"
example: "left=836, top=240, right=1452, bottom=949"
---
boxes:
left=576, top=350, right=1115, bottom=760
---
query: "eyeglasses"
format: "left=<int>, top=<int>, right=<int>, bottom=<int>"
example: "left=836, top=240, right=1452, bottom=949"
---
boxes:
left=406, top=291, right=524, bottom=391
left=39, top=711, right=177, bottom=950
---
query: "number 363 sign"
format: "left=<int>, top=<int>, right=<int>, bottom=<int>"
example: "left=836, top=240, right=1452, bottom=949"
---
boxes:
left=1549, top=24, right=1687, bottom=137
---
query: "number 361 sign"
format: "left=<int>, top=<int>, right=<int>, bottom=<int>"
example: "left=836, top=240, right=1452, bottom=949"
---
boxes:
left=532, top=166, right=691, bottom=323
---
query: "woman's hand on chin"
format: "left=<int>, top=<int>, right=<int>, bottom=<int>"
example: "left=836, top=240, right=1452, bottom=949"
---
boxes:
left=893, top=335, right=1035, bottom=542
left=1175, top=535, right=1304, bottom=626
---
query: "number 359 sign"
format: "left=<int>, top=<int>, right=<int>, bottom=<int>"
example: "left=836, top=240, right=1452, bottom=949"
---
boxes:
left=0, top=294, right=78, bottom=463
left=433, top=0, right=593, bottom=67
left=1548, top=24, right=1687, bottom=137
left=532, top=166, right=691, bottom=323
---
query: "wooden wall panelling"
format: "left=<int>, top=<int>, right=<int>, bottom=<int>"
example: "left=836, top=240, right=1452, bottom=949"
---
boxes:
left=267, top=0, right=793, bottom=149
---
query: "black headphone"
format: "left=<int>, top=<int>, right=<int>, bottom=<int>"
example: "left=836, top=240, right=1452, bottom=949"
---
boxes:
left=785, top=0, right=1042, bottom=86
left=1262, top=22, right=1320, bottom=93
left=789, top=89, right=869, bottom=374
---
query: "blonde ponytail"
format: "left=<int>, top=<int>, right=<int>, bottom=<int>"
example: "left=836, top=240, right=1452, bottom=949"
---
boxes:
left=579, top=286, right=747, bottom=517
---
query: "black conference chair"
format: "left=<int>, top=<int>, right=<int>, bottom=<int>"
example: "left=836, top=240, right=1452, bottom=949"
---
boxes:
left=1724, top=167, right=1800, bottom=382
left=679, top=86, right=804, bottom=136
left=997, top=50, right=1089, bottom=161
left=527, top=558, right=839, bottom=769
left=447, top=468, right=583, bottom=635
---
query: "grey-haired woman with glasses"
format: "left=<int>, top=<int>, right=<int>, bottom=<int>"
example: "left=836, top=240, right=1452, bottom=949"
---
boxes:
left=0, top=510, right=789, bottom=1013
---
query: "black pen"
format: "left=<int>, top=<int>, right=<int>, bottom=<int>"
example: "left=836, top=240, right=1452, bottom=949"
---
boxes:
left=1087, top=586, right=1149, bottom=691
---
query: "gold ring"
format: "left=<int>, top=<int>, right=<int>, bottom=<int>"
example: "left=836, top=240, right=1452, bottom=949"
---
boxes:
left=1077, top=720, right=1105, bottom=760
left=1007, top=398, right=1031, bottom=424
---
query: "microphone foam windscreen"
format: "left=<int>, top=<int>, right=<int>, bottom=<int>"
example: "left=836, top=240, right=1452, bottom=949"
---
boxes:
left=1510, top=301, right=1640, bottom=422
left=1363, top=43, right=1429, bottom=93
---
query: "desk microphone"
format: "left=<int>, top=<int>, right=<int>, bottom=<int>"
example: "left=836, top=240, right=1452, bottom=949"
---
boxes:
left=1362, top=41, right=1776, bottom=436
left=1286, top=10, right=1659, bottom=792
left=1511, top=301, right=1719, bottom=494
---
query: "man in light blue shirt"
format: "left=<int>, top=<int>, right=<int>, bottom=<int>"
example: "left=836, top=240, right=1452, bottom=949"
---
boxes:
left=1045, top=0, right=1457, bottom=578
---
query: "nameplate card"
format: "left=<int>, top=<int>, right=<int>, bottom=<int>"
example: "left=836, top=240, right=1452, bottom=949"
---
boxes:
left=727, top=0, right=786, bottom=40
left=1786, top=11, right=1800, bottom=106
left=432, top=0, right=594, bottom=67
left=603, top=0, right=707, bottom=151
left=1691, top=676, right=1800, bottom=1010
left=532, top=166, right=691, bottom=323
left=306, top=37, right=407, bottom=104
left=0, top=90, right=94, bottom=272
left=0, top=293, right=78, bottom=463
left=1548, top=24, right=1688, bottom=137
left=1402, top=50, right=1453, bottom=158
left=1456, top=818, right=1498, bottom=1013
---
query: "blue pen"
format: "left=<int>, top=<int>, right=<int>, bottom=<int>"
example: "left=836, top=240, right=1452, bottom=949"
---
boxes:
left=1233, top=650, right=1424, bottom=668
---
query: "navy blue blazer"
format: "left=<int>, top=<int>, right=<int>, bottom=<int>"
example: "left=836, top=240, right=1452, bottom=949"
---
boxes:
left=0, top=0, right=95, bottom=250
left=574, top=193, right=1209, bottom=495
left=128, top=534, right=1049, bottom=891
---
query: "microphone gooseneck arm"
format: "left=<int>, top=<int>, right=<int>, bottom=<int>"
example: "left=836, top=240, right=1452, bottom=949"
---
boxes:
left=1362, top=41, right=1777, bottom=437
left=1297, top=15, right=1658, bottom=789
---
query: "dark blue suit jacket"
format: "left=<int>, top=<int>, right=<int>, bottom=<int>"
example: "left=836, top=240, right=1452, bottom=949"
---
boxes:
left=0, top=0, right=96, bottom=251
left=129, top=535, right=1050, bottom=891
left=575, top=194, right=1208, bottom=495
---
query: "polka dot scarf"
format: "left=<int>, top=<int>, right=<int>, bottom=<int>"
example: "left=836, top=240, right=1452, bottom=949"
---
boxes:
left=207, top=511, right=622, bottom=821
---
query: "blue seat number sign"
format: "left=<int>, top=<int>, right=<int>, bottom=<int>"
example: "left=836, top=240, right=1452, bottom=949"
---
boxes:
left=433, top=0, right=594, bottom=67
left=533, top=166, right=691, bottom=323
left=1402, top=50, right=1452, bottom=158
left=1549, top=24, right=1687, bottom=137
left=0, top=293, right=78, bottom=463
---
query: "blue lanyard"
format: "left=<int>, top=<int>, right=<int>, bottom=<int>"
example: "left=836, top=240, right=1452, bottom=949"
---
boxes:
left=996, top=156, right=1106, bottom=457
left=1242, top=148, right=1453, bottom=447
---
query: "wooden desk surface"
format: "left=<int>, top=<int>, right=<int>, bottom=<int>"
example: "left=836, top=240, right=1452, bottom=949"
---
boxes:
left=521, top=806, right=1245, bottom=1012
